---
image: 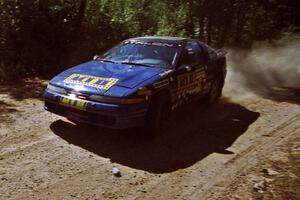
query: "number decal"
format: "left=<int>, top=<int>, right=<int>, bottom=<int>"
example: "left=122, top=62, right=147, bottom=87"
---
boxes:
left=59, top=97, right=87, bottom=110
left=64, top=74, right=118, bottom=90
left=177, top=73, right=196, bottom=91
left=177, top=68, right=206, bottom=97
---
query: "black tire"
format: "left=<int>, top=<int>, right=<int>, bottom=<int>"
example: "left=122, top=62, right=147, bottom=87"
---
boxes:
left=206, top=77, right=223, bottom=105
left=144, top=94, right=171, bottom=137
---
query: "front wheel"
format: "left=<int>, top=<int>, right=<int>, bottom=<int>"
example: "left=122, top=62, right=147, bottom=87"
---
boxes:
left=144, top=95, right=171, bottom=137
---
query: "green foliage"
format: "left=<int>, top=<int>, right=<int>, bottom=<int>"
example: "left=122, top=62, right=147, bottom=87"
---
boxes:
left=0, top=0, right=298, bottom=80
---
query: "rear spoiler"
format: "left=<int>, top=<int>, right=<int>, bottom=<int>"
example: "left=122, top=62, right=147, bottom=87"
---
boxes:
left=216, top=49, right=227, bottom=57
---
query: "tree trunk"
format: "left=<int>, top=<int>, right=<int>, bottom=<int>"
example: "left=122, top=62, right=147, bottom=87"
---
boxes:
left=75, top=0, right=87, bottom=29
left=219, top=0, right=235, bottom=47
left=198, top=0, right=207, bottom=42
left=207, top=15, right=212, bottom=45
left=186, top=0, right=195, bottom=37
left=234, top=0, right=247, bottom=45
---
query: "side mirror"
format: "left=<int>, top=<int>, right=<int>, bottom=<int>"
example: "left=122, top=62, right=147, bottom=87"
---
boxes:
left=93, top=55, right=100, bottom=60
left=178, top=64, right=192, bottom=72
left=185, top=65, right=192, bottom=72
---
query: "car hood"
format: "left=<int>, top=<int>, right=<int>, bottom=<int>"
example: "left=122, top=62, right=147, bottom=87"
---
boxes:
left=50, top=61, right=167, bottom=95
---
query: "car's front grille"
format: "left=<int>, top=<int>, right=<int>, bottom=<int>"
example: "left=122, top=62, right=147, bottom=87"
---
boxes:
left=45, top=101, right=116, bottom=125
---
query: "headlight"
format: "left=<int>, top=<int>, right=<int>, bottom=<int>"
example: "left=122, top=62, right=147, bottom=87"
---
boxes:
left=47, top=84, right=67, bottom=95
left=89, top=95, right=146, bottom=104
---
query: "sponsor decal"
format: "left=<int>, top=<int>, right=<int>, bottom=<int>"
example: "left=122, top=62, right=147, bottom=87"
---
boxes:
left=124, top=41, right=176, bottom=47
left=64, top=74, right=118, bottom=90
left=59, top=96, right=87, bottom=110
left=176, top=68, right=206, bottom=98
left=153, top=79, right=170, bottom=89
left=194, top=68, right=205, bottom=78
left=177, top=73, right=196, bottom=91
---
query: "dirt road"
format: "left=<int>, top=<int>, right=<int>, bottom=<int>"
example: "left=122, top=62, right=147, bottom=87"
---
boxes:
left=1, top=73, right=300, bottom=199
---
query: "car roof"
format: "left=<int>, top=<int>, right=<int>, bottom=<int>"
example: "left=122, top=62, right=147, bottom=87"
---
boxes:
left=125, top=36, right=190, bottom=44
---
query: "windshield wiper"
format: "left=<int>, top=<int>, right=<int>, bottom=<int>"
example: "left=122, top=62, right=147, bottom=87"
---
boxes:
left=121, top=62, right=155, bottom=68
left=94, top=57, right=118, bottom=64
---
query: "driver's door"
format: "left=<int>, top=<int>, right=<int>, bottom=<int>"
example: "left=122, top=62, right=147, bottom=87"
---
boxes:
left=175, top=41, right=207, bottom=105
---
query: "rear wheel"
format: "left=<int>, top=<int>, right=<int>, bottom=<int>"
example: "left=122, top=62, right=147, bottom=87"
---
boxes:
left=206, top=77, right=223, bottom=105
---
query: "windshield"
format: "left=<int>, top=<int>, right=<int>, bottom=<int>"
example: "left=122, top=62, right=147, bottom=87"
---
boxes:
left=99, top=42, right=181, bottom=68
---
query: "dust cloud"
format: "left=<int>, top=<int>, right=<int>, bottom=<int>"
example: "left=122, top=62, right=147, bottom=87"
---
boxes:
left=225, top=35, right=300, bottom=102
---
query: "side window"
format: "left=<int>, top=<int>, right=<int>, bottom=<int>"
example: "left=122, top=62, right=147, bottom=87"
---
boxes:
left=181, top=41, right=205, bottom=66
left=206, top=45, right=217, bottom=60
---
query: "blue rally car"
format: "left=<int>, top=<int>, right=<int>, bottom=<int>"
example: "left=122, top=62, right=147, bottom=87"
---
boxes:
left=44, top=36, right=227, bottom=131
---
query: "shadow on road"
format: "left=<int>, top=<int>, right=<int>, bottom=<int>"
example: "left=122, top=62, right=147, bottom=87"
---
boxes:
left=50, top=99, right=260, bottom=173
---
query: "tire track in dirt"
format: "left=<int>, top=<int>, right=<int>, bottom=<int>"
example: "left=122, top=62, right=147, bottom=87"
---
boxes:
left=192, top=112, right=300, bottom=199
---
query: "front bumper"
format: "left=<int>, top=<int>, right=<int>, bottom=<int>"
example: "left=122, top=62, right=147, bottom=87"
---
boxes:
left=44, top=89, right=149, bottom=129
